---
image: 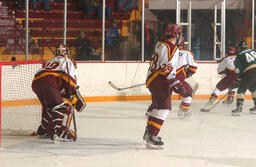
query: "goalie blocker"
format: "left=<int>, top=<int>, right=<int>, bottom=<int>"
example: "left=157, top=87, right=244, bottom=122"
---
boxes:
left=70, top=86, right=86, bottom=112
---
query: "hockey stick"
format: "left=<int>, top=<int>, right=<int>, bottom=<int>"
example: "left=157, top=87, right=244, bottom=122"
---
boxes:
left=108, top=81, right=146, bottom=91
left=192, top=83, right=199, bottom=97
left=202, top=88, right=234, bottom=112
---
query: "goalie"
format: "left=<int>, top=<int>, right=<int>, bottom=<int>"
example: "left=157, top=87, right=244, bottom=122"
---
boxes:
left=32, top=44, right=86, bottom=142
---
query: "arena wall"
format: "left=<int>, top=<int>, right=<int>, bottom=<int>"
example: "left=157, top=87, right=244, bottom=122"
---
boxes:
left=1, top=61, right=252, bottom=106
left=76, top=62, right=230, bottom=102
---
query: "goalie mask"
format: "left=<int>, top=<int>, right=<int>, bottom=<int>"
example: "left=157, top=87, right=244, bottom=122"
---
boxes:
left=55, top=44, right=70, bottom=57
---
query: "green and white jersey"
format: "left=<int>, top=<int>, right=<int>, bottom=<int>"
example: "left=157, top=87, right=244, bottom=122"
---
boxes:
left=235, top=49, right=256, bottom=79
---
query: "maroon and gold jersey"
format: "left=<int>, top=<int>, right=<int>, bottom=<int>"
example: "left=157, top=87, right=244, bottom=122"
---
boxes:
left=146, top=41, right=179, bottom=88
left=33, top=56, right=77, bottom=94
left=176, top=49, right=197, bottom=80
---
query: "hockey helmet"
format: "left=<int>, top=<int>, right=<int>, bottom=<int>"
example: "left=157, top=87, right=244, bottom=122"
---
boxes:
left=227, top=47, right=236, bottom=55
left=238, top=41, right=248, bottom=51
left=163, top=24, right=182, bottom=39
left=55, top=44, right=70, bottom=57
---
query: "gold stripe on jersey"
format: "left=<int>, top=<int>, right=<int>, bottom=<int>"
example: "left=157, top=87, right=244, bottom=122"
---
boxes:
left=243, top=64, right=256, bottom=74
left=146, top=43, right=178, bottom=88
left=176, top=67, right=185, bottom=74
left=34, top=71, right=76, bottom=87
left=180, top=48, right=197, bottom=63
left=188, top=66, right=197, bottom=72
left=147, top=120, right=162, bottom=129
left=146, top=69, right=161, bottom=88
left=160, top=41, right=178, bottom=61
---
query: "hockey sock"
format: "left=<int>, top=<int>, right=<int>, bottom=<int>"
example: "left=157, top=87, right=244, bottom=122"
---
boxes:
left=147, top=116, right=164, bottom=136
left=180, top=101, right=190, bottom=112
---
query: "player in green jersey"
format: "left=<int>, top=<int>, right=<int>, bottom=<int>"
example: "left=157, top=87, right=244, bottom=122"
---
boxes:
left=232, top=41, right=256, bottom=116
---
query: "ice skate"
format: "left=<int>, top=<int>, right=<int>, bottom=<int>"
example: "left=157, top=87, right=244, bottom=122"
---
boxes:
left=222, top=96, right=234, bottom=105
left=231, top=107, right=242, bottom=116
left=143, top=126, right=163, bottom=149
left=145, top=134, right=164, bottom=149
left=177, top=108, right=191, bottom=119
left=249, top=106, right=256, bottom=114
left=200, top=98, right=215, bottom=112
left=52, top=130, right=77, bottom=143
left=144, top=133, right=164, bottom=149
left=145, top=104, right=153, bottom=117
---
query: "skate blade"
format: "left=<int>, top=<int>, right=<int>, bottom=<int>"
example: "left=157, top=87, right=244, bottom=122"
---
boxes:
left=52, top=134, right=75, bottom=143
left=231, top=113, right=241, bottom=116
left=200, top=109, right=210, bottom=112
left=146, top=143, right=164, bottom=150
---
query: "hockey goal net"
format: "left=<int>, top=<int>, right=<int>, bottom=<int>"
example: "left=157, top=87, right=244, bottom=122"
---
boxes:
left=0, top=60, right=43, bottom=147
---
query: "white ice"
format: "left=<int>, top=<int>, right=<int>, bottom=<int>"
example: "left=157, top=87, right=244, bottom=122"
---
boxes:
left=1, top=100, right=256, bottom=167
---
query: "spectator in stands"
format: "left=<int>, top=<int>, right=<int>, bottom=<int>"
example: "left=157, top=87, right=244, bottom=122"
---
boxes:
left=40, top=0, right=51, bottom=11
left=75, top=30, right=92, bottom=60
left=97, top=0, right=111, bottom=20
left=106, top=18, right=122, bottom=60
left=29, top=39, right=40, bottom=54
left=18, top=0, right=37, bottom=10
left=118, top=0, right=138, bottom=13
left=85, top=0, right=111, bottom=20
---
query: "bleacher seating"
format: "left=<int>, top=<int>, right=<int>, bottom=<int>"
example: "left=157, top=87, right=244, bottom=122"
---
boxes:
left=0, top=0, right=139, bottom=60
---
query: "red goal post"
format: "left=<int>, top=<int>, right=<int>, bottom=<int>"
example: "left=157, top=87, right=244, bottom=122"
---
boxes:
left=0, top=60, right=43, bottom=148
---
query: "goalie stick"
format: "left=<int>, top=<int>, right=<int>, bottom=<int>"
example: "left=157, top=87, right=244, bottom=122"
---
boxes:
left=108, top=81, right=146, bottom=91
left=65, top=60, right=77, bottom=134
left=200, top=88, right=234, bottom=112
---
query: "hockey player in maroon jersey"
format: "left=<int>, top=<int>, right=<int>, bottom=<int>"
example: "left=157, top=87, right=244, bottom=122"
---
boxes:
left=200, top=47, right=237, bottom=112
left=143, top=24, right=183, bottom=149
left=32, top=44, right=86, bottom=142
left=173, top=37, right=197, bottom=118
left=146, top=37, right=197, bottom=119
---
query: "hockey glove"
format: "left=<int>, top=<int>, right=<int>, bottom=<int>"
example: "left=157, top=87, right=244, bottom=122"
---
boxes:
left=170, top=79, right=187, bottom=95
left=233, top=78, right=241, bottom=88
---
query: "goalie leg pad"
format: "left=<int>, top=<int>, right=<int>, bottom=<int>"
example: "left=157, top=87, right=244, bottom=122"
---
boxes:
left=37, top=106, right=54, bottom=136
left=52, top=101, right=73, bottom=134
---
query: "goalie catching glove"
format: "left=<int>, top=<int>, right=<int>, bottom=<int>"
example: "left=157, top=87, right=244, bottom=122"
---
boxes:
left=70, top=86, right=86, bottom=112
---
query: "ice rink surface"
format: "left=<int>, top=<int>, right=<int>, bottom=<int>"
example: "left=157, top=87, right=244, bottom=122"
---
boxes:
left=1, top=99, right=256, bottom=167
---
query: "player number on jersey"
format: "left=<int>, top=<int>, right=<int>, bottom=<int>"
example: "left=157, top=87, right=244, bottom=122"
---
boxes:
left=45, top=61, right=59, bottom=70
left=245, top=51, right=256, bottom=63
left=149, top=53, right=159, bottom=72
